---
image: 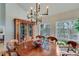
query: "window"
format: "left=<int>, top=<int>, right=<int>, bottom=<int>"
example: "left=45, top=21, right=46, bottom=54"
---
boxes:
left=40, top=24, right=50, bottom=36
left=56, top=20, right=78, bottom=41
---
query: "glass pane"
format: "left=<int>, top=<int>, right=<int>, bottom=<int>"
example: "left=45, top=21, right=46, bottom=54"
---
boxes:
left=40, top=24, right=50, bottom=36
left=20, top=23, right=25, bottom=41
left=56, top=20, right=78, bottom=41
left=28, top=24, right=33, bottom=36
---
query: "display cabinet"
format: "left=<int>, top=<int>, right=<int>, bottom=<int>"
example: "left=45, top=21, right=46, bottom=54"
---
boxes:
left=14, top=18, right=35, bottom=42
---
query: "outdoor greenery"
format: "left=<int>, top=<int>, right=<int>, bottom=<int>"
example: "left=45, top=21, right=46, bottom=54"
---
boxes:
left=57, top=40, right=68, bottom=46
left=74, top=18, right=79, bottom=33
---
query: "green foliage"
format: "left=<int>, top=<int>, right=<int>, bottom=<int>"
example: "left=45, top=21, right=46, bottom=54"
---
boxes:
left=74, top=18, right=79, bottom=33
left=57, top=40, right=68, bottom=46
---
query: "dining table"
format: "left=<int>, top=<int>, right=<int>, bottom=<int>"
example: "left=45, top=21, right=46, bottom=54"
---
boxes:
left=15, top=40, right=60, bottom=56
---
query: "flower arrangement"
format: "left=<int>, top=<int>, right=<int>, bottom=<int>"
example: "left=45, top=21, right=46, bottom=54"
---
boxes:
left=33, top=35, right=44, bottom=48
left=33, top=40, right=42, bottom=48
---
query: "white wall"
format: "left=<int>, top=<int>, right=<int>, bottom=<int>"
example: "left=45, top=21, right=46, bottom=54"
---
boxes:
left=0, top=3, right=5, bottom=26
left=5, top=3, right=27, bottom=44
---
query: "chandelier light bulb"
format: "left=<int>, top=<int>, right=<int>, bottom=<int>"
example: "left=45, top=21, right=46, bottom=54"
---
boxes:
left=46, top=6, right=48, bottom=15
left=30, top=7, right=33, bottom=10
left=46, top=6, right=48, bottom=9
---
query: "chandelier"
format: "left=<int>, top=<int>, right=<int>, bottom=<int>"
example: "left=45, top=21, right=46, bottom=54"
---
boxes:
left=27, top=3, right=48, bottom=23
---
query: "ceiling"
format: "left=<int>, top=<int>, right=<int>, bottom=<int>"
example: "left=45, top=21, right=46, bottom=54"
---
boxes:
left=17, top=3, right=79, bottom=16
